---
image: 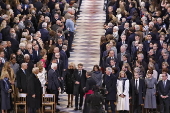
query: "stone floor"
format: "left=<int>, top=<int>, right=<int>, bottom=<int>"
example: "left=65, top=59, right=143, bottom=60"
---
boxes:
left=58, top=0, right=105, bottom=112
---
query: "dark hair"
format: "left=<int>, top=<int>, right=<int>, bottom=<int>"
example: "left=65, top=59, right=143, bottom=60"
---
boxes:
left=93, top=65, right=100, bottom=71
left=86, top=72, right=92, bottom=76
left=112, top=67, right=118, bottom=73
left=78, top=63, right=83, bottom=67
left=130, top=2, right=135, bottom=7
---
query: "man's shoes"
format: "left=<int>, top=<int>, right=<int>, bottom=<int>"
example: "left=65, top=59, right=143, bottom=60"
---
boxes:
left=56, top=109, right=60, bottom=112
left=57, top=103, right=60, bottom=105
left=74, top=108, right=78, bottom=111
left=61, top=90, right=64, bottom=94
left=79, top=107, right=82, bottom=110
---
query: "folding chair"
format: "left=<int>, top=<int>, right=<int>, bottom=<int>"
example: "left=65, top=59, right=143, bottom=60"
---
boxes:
left=15, top=93, right=27, bottom=113
left=42, top=94, right=55, bottom=113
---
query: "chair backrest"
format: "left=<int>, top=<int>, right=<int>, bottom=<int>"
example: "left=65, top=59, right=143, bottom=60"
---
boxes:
left=17, top=93, right=27, bottom=103
left=42, top=94, right=55, bottom=103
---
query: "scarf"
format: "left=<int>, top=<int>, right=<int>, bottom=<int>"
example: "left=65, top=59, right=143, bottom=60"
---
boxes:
left=119, top=77, right=127, bottom=92
left=93, top=71, right=100, bottom=74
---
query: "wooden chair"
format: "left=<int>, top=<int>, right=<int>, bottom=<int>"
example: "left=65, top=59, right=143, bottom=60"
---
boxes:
left=42, top=94, right=55, bottom=113
left=15, top=93, right=27, bottom=113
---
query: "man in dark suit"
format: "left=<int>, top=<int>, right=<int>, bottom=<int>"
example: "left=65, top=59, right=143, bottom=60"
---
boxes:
left=27, top=67, right=42, bottom=113
left=105, top=50, right=118, bottom=68
left=158, top=52, right=170, bottom=69
left=117, top=45, right=131, bottom=64
left=56, top=38, right=63, bottom=51
left=60, top=45, right=68, bottom=70
left=129, top=72, right=146, bottom=113
left=152, top=43, right=161, bottom=62
left=103, top=67, right=117, bottom=113
left=119, top=54, right=132, bottom=69
left=157, top=34, right=165, bottom=50
left=128, top=28, right=135, bottom=52
left=39, top=22, right=50, bottom=43
left=157, top=73, right=170, bottom=113
left=117, top=35, right=128, bottom=53
left=1, top=41, right=10, bottom=60
left=83, top=72, right=96, bottom=113
left=73, top=63, right=86, bottom=110
left=48, top=63, right=60, bottom=105
left=32, top=44, right=41, bottom=64
left=105, top=23, right=113, bottom=36
left=143, top=34, right=152, bottom=52
left=16, top=63, right=30, bottom=93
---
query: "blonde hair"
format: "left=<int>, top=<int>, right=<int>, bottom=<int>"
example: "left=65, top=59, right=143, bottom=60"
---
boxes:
left=68, top=62, right=76, bottom=69
left=118, top=71, right=127, bottom=78
left=1, top=71, right=10, bottom=79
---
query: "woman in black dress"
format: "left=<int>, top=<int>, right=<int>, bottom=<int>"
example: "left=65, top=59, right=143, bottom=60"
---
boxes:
left=0, top=71, right=12, bottom=113
left=65, top=62, right=76, bottom=108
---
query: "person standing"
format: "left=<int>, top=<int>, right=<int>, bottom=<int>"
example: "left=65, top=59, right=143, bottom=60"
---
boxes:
left=129, top=72, right=146, bottom=113
left=157, top=73, right=170, bottom=113
left=144, top=70, right=157, bottom=112
left=47, top=63, right=60, bottom=106
left=91, top=65, right=102, bottom=87
left=103, top=67, right=117, bottom=113
left=65, top=63, right=76, bottom=108
left=27, top=67, right=42, bottom=113
left=16, top=63, right=30, bottom=93
left=87, top=86, right=104, bottom=113
left=1, top=71, right=12, bottom=113
left=83, top=72, right=96, bottom=113
left=117, top=71, right=129, bottom=113
left=73, top=63, right=86, bottom=111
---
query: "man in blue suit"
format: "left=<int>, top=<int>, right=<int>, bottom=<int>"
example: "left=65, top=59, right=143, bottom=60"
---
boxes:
left=48, top=63, right=60, bottom=105
left=39, top=22, right=50, bottom=43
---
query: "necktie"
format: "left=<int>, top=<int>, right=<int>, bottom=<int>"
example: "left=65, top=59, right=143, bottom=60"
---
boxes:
left=164, top=80, right=166, bottom=88
left=135, top=80, right=138, bottom=91
left=23, top=70, right=26, bottom=74
left=78, top=71, right=81, bottom=77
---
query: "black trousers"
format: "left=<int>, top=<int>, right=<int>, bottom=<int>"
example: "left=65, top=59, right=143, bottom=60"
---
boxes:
left=28, top=107, right=37, bottom=113
left=68, top=31, right=74, bottom=51
left=83, top=94, right=91, bottom=113
left=160, top=97, right=170, bottom=113
left=133, top=94, right=142, bottom=113
left=105, top=100, right=115, bottom=113
left=50, top=90, right=58, bottom=103
left=75, top=93, right=84, bottom=108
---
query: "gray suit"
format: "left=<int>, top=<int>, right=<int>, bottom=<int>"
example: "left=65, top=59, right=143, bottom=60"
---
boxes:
left=48, top=69, right=60, bottom=102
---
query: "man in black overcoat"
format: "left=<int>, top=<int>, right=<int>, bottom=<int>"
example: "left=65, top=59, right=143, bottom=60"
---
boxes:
left=27, top=67, right=42, bottom=113
left=102, top=67, right=117, bottom=113
left=73, top=63, right=86, bottom=110
left=83, top=72, right=96, bottom=113
left=129, top=72, right=146, bottom=113
left=16, top=63, right=30, bottom=93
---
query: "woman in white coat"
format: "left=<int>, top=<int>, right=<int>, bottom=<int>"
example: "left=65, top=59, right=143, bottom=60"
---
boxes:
left=37, top=61, right=47, bottom=94
left=117, top=71, right=129, bottom=113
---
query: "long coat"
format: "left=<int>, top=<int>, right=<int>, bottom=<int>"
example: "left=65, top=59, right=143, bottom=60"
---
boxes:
left=16, top=69, right=30, bottom=93
left=73, top=69, right=86, bottom=95
left=144, top=77, right=157, bottom=108
left=117, top=79, right=129, bottom=110
left=130, top=79, right=146, bottom=105
left=103, top=74, right=117, bottom=100
left=27, top=74, right=42, bottom=109
left=65, top=69, right=75, bottom=94
left=0, top=79, right=12, bottom=110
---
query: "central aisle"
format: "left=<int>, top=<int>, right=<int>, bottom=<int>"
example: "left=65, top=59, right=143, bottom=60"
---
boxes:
left=57, top=0, right=105, bottom=112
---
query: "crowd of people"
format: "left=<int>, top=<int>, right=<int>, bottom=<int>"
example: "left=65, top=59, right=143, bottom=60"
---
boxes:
left=0, top=0, right=170, bottom=113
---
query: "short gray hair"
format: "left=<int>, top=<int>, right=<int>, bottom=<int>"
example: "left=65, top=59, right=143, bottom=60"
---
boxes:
left=51, top=63, right=57, bottom=69
left=106, top=67, right=112, bottom=73
left=42, top=22, right=47, bottom=28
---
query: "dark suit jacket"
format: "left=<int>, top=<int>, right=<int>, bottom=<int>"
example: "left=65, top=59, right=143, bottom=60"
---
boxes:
left=105, top=27, right=113, bottom=36
left=158, top=80, right=170, bottom=97
left=39, top=28, right=49, bottom=42
left=60, top=50, right=68, bottom=69
left=84, top=77, right=96, bottom=93
left=9, top=38, right=19, bottom=53
left=73, top=69, right=87, bottom=95
left=32, top=50, right=41, bottom=64
left=16, top=69, right=30, bottom=93
left=102, top=74, right=117, bottom=100
left=48, top=69, right=60, bottom=90
left=129, top=79, right=146, bottom=105
left=117, top=52, right=131, bottom=64
left=117, top=41, right=128, bottom=53
left=105, top=57, right=118, bottom=68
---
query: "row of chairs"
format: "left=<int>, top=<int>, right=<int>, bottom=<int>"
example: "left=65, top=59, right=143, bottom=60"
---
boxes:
left=15, top=93, right=56, bottom=113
